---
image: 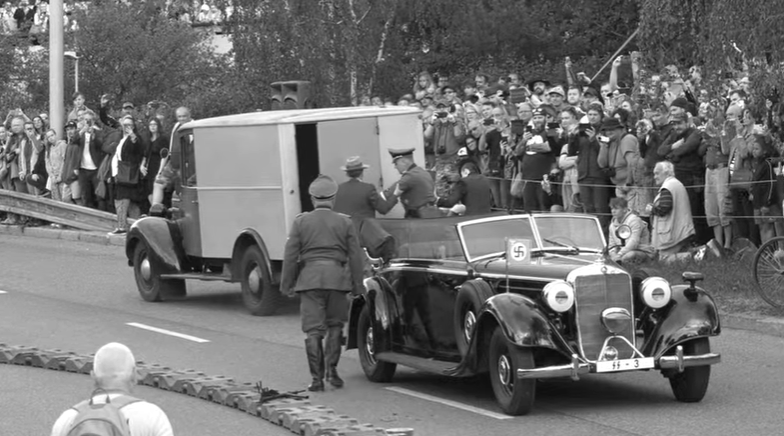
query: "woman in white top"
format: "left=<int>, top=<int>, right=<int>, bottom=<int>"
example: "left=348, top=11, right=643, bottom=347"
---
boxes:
left=110, top=116, right=145, bottom=235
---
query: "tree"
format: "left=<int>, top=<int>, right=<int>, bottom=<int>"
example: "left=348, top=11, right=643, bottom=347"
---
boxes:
left=69, top=1, right=242, bottom=119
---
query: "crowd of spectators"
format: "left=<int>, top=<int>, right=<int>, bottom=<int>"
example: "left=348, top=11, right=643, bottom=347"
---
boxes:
left=0, top=91, right=185, bottom=235
left=357, top=56, right=784, bottom=261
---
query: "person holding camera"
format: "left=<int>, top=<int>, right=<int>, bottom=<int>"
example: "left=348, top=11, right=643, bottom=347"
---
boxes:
left=478, top=103, right=511, bottom=209
left=567, top=105, right=612, bottom=229
left=424, top=100, right=465, bottom=196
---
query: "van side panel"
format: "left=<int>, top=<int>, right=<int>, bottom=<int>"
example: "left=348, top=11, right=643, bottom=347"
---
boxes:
left=195, top=125, right=287, bottom=259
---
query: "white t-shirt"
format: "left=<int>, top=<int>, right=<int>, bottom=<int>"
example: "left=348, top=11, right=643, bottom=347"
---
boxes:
left=50, top=393, right=173, bottom=436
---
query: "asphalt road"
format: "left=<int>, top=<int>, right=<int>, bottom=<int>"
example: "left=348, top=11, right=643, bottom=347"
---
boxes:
left=2, top=234, right=783, bottom=436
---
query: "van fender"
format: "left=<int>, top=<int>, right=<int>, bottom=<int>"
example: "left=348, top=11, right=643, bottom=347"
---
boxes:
left=231, top=229, right=274, bottom=284
left=125, top=217, right=188, bottom=276
left=643, top=285, right=721, bottom=358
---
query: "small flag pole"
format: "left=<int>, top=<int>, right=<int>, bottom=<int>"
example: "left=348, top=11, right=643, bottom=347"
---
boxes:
left=505, top=238, right=510, bottom=293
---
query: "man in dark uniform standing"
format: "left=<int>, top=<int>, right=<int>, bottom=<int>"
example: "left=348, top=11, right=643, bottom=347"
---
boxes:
left=280, top=175, right=365, bottom=392
left=379, top=148, right=440, bottom=218
left=334, top=156, right=394, bottom=220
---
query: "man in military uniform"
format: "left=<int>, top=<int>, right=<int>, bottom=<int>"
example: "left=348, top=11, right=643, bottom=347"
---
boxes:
left=379, top=148, right=440, bottom=218
left=280, top=175, right=365, bottom=392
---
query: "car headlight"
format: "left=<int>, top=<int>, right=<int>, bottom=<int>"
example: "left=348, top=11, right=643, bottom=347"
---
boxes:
left=543, top=280, right=575, bottom=313
left=640, top=277, right=671, bottom=309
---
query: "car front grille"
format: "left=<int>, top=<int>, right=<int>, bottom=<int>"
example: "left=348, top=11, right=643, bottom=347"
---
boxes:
left=573, top=272, right=635, bottom=361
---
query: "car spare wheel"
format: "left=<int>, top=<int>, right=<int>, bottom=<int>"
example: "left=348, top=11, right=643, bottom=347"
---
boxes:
left=488, top=326, right=536, bottom=416
left=133, top=241, right=185, bottom=302
left=357, top=305, right=396, bottom=382
left=668, top=338, right=711, bottom=403
left=454, top=280, right=495, bottom=356
left=240, top=245, right=279, bottom=316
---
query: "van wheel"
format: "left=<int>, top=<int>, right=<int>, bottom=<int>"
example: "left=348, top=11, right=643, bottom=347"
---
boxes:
left=133, top=242, right=185, bottom=302
left=454, top=280, right=495, bottom=356
left=240, top=245, right=279, bottom=316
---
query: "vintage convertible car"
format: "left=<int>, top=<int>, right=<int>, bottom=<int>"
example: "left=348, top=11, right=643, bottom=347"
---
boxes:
left=346, top=213, right=721, bottom=416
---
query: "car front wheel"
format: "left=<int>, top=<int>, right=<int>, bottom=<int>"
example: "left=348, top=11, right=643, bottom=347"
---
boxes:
left=357, top=305, right=396, bottom=382
left=132, top=241, right=185, bottom=302
left=668, top=338, right=711, bottom=402
left=240, top=245, right=279, bottom=316
left=488, top=326, right=536, bottom=416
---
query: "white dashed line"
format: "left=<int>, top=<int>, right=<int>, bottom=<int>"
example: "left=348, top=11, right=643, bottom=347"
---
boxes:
left=0, top=290, right=7, bottom=294
left=385, top=387, right=513, bottom=420
left=126, top=322, right=210, bottom=343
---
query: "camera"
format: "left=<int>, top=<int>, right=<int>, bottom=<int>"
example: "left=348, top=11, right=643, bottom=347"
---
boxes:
left=510, top=119, right=525, bottom=135
left=578, top=123, right=590, bottom=132
left=547, top=122, right=560, bottom=130
left=436, top=111, right=448, bottom=119
left=597, top=135, right=610, bottom=143
left=483, top=118, right=495, bottom=126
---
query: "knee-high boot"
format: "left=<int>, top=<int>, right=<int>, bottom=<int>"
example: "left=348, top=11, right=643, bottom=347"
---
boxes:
left=305, top=336, right=324, bottom=392
left=325, top=326, right=344, bottom=388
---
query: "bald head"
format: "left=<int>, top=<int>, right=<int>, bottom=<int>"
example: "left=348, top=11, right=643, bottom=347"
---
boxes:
left=92, top=342, right=137, bottom=390
left=175, top=107, right=192, bottom=124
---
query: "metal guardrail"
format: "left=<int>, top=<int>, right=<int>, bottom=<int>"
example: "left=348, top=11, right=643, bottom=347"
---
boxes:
left=0, top=190, right=133, bottom=231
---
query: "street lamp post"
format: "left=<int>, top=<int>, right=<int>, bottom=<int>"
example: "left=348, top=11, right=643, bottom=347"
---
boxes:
left=64, top=51, right=80, bottom=93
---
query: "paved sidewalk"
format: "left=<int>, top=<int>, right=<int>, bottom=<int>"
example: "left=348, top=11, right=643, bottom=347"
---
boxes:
left=3, top=364, right=290, bottom=436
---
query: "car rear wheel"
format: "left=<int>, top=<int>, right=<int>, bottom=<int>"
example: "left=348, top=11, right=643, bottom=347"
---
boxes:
left=357, top=305, right=396, bottom=382
left=133, top=241, right=185, bottom=302
left=240, top=245, right=279, bottom=316
left=488, top=327, right=536, bottom=416
left=454, top=280, right=495, bottom=356
left=668, top=338, right=711, bottom=402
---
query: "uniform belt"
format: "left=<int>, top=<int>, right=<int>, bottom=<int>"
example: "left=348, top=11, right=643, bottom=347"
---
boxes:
left=302, top=259, right=346, bottom=267
left=706, top=163, right=727, bottom=170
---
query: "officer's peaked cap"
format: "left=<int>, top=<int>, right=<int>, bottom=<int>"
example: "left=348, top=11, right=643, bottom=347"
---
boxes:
left=308, top=174, right=338, bottom=199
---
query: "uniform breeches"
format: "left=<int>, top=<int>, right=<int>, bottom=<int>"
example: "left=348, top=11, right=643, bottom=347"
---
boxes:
left=299, top=289, right=349, bottom=337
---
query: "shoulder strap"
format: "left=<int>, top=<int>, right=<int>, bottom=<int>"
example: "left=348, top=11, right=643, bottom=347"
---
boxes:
left=766, top=159, right=775, bottom=205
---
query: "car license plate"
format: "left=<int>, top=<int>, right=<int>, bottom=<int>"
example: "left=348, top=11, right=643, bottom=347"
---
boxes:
left=596, top=357, right=655, bottom=373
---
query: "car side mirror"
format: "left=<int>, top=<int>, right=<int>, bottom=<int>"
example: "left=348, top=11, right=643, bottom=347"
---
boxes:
left=159, top=148, right=169, bottom=159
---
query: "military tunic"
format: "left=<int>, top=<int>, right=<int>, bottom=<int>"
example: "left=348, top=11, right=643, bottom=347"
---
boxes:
left=380, top=163, right=439, bottom=218
left=280, top=207, right=365, bottom=334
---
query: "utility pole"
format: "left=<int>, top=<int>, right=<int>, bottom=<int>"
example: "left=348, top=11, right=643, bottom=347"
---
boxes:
left=49, top=0, right=64, bottom=139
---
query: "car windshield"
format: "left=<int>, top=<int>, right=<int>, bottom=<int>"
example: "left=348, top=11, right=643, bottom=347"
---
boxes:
left=459, top=217, right=535, bottom=261
left=534, top=215, right=604, bottom=251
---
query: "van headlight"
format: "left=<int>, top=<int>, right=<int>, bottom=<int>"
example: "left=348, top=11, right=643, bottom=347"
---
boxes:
left=543, top=280, right=575, bottom=313
left=640, top=277, right=671, bottom=309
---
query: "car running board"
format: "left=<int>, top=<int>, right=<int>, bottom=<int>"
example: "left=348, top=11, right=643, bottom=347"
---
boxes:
left=375, top=352, right=461, bottom=376
left=159, top=273, right=231, bottom=282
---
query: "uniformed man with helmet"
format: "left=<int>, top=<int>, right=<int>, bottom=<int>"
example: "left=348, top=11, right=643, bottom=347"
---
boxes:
left=379, top=147, right=440, bottom=218
left=280, top=175, right=365, bottom=391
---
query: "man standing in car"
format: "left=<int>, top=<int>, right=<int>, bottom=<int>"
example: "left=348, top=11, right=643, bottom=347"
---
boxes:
left=281, top=175, right=365, bottom=392
left=379, top=148, right=440, bottom=218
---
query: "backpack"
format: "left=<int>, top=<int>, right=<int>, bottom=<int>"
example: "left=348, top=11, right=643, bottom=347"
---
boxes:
left=66, top=389, right=141, bottom=436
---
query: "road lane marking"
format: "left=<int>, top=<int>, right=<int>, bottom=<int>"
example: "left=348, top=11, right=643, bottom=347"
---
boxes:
left=385, top=387, right=513, bottom=420
left=0, top=290, right=6, bottom=294
left=126, top=322, right=210, bottom=343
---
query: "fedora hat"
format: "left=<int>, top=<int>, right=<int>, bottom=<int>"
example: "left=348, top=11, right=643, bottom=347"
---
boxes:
left=340, top=156, right=370, bottom=171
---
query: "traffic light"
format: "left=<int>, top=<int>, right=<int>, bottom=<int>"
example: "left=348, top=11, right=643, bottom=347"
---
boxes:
left=270, top=81, right=313, bottom=110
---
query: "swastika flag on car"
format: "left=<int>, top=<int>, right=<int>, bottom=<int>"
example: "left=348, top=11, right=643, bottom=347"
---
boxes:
left=507, top=238, right=532, bottom=264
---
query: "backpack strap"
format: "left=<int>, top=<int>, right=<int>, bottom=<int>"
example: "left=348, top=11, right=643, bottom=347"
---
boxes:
left=71, top=394, right=142, bottom=413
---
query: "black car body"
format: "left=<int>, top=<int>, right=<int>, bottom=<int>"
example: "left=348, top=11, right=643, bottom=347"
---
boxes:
left=347, top=213, right=721, bottom=415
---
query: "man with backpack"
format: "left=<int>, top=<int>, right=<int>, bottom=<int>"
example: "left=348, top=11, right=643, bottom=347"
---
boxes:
left=50, top=342, right=173, bottom=436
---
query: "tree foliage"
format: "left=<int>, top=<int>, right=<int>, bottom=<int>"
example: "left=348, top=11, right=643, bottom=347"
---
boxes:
left=69, top=0, right=238, bottom=118
left=639, top=0, right=784, bottom=101
left=231, top=0, right=640, bottom=108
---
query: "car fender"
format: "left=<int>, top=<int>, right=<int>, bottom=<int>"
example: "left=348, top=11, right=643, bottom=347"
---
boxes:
left=476, top=293, right=565, bottom=350
left=643, top=285, right=721, bottom=358
left=346, top=276, right=397, bottom=351
left=125, top=216, right=187, bottom=275
left=230, top=228, right=274, bottom=284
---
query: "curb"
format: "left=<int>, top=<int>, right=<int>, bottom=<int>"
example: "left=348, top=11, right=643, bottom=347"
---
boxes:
left=0, top=224, right=125, bottom=247
left=0, top=344, right=414, bottom=436
left=720, top=313, right=784, bottom=338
